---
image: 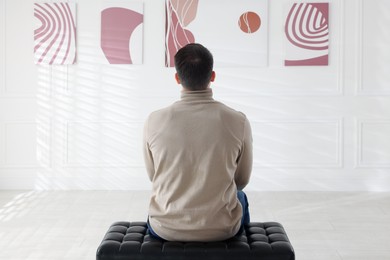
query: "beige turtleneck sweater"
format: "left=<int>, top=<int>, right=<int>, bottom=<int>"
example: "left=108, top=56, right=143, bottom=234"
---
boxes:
left=143, top=88, right=253, bottom=241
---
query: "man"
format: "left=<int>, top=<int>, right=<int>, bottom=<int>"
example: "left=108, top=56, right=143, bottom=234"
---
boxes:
left=143, top=43, right=252, bottom=242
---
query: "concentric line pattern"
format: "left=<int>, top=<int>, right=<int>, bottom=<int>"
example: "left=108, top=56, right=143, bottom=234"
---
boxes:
left=34, top=2, right=76, bottom=65
left=285, top=3, right=328, bottom=51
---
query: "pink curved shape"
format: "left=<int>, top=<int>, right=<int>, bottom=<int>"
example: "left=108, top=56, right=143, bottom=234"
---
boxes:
left=64, top=2, right=77, bottom=64
left=50, top=3, right=65, bottom=64
left=34, top=10, right=48, bottom=37
left=285, top=3, right=328, bottom=51
left=285, top=54, right=328, bottom=66
left=61, top=3, right=73, bottom=64
left=165, top=0, right=196, bottom=67
left=170, top=0, right=198, bottom=27
left=101, top=7, right=143, bottom=64
left=297, top=4, right=327, bottom=43
left=34, top=2, right=76, bottom=65
left=34, top=4, right=57, bottom=54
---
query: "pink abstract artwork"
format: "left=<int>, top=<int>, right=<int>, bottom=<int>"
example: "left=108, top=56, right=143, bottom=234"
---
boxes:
left=33, top=2, right=76, bottom=65
left=165, top=0, right=197, bottom=67
left=165, top=0, right=268, bottom=67
left=101, top=2, right=143, bottom=64
left=285, top=2, right=329, bottom=66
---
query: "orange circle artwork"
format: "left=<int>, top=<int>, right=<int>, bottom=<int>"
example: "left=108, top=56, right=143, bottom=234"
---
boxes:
left=238, top=11, right=261, bottom=33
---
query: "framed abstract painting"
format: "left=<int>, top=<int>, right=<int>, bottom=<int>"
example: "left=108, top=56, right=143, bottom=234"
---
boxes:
left=33, top=2, right=77, bottom=65
left=101, top=1, right=144, bottom=64
left=165, top=0, right=268, bottom=67
left=284, top=2, right=329, bottom=66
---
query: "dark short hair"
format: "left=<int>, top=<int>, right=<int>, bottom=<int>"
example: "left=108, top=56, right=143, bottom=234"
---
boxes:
left=174, top=43, right=214, bottom=91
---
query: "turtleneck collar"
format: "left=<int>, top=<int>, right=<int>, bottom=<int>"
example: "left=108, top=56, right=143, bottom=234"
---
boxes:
left=180, top=88, right=214, bottom=101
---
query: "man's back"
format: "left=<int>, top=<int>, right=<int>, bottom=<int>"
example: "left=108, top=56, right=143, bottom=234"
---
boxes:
left=143, top=88, right=252, bottom=241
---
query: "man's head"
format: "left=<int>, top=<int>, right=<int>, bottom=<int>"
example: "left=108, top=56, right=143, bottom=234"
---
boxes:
left=174, top=43, right=215, bottom=91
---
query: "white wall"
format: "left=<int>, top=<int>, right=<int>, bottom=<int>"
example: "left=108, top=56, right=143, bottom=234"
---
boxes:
left=1, top=0, right=390, bottom=191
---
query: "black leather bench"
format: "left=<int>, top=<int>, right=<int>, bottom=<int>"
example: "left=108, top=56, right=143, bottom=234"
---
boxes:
left=96, top=221, right=295, bottom=260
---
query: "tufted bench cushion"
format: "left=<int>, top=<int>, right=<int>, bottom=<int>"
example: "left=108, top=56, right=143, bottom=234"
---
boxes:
left=96, top=221, right=295, bottom=260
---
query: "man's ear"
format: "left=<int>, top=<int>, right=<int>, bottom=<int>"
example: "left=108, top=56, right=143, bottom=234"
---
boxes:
left=210, top=71, right=216, bottom=82
left=175, top=73, right=181, bottom=84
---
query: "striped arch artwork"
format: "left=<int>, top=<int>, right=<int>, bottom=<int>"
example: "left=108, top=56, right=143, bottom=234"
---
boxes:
left=33, top=2, right=77, bottom=65
left=285, top=2, right=329, bottom=66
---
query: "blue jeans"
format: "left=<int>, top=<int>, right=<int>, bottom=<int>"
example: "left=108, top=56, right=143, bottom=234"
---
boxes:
left=236, top=190, right=250, bottom=235
left=147, top=191, right=250, bottom=240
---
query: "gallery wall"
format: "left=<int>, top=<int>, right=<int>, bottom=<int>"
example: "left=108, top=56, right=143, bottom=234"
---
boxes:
left=1, top=0, right=390, bottom=190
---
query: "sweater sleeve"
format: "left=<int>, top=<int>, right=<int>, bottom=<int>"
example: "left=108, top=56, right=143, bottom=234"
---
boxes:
left=143, top=117, right=155, bottom=181
left=235, top=117, right=253, bottom=190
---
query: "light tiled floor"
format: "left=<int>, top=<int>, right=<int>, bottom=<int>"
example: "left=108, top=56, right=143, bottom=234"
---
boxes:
left=0, top=191, right=389, bottom=260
